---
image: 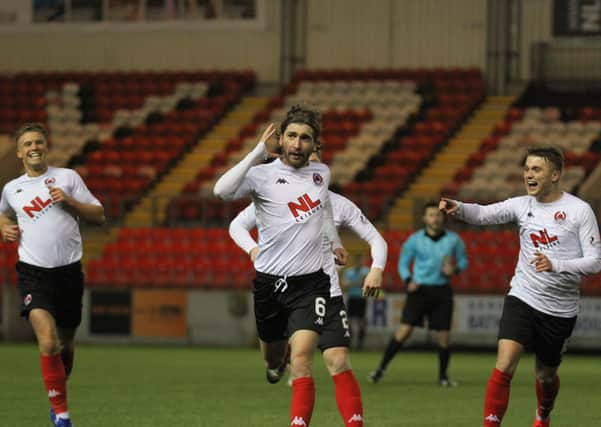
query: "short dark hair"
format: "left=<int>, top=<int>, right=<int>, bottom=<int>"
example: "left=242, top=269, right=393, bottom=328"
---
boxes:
left=14, top=122, right=48, bottom=146
left=279, top=105, right=321, bottom=146
left=522, top=146, right=564, bottom=173
left=423, top=201, right=440, bottom=213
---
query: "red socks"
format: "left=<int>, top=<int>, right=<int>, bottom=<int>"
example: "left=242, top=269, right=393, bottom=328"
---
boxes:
left=535, top=375, right=559, bottom=421
left=483, top=368, right=512, bottom=426
left=40, top=354, right=68, bottom=415
left=333, top=370, right=363, bottom=426
left=291, top=377, right=315, bottom=426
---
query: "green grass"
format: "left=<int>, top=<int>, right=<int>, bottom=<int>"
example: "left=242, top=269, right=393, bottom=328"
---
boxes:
left=0, top=344, right=599, bottom=426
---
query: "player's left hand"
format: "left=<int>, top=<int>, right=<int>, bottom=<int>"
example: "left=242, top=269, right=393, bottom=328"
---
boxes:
left=362, top=268, right=383, bottom=298
left=530, top=252, right=552, bottom=272
left=48, top=186, right=71, bottom=205
left=334, top=247, right=348, bottom=266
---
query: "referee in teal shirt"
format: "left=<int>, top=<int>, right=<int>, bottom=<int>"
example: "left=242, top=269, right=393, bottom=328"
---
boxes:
left=369, top=201, right=468, bottom=386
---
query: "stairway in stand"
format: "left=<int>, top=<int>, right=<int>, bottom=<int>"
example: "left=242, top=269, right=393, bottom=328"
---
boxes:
left=386, top=96, right=516, bottom=230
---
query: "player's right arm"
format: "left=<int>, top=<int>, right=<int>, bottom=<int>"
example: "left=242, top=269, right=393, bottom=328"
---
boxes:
left=440, top=197, right=517, bottom=225
left=213, top=124, right=275, bottom=200
left=228, top=204, right=259, bottom=260
left=0, top=188, right=19, bottom=243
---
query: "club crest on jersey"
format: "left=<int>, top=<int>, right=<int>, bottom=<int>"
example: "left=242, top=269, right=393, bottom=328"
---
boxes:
left=554, top=211, right=566, bottom=223
left=313, top=173, right=323, bottom=186
left=530, top=228, right=559, bottom=248
left=24, top=294, right=32, bottom=306
left=44, top=177, right=56, bottom=186
left=288, top=193, right=322, bottom=222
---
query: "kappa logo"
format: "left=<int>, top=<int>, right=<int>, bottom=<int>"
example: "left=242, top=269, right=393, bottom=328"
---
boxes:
left=24, top=294, right=32, bottom=306
left=291, top=416, right=307, bottom=426
left=315, top=317, right=324, bottom=326
left=48, top=389, right=62, bottom=398
left=484, top=413, right=500, bottom=423
left=313, top=173, right=323, bottom=185
left=276, top=178, right=289, bottom=184
left=15, top=188, right=23, bottom=194
left=348, top=414, right=364, bottom=423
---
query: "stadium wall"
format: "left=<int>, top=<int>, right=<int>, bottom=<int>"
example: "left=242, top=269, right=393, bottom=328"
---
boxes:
left=306, top=0, right=487, bottom=70
left=0, top=0, right=554, bottom=82
left=3, top=286, right=600, bottom=349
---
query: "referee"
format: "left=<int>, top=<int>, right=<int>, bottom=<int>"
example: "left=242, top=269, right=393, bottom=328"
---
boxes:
left=369, top=201, right=467, bottom=386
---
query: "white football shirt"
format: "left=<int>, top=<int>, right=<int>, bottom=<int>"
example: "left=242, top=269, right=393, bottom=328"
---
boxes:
left=0, top=167, right=101, bottom=268
left=215, top=146, right=338, bottom=276
left=457, top=193, right=601, bottom=317
left=229, top=191, right=388, bottom=297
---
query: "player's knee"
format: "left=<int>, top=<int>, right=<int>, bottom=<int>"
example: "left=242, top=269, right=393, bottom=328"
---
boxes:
left=290, top=353, right=313, bottom=378
left=37, top=337, right=61, bottom=355
left=323, top=350, right=351, bottom=375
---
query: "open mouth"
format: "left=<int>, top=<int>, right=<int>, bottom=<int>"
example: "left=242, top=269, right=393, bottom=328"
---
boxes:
left=526, top=180, right=538, bottom=191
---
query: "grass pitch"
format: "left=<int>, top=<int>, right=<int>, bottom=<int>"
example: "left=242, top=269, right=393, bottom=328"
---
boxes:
left=0, top=344, right=599, bottom=426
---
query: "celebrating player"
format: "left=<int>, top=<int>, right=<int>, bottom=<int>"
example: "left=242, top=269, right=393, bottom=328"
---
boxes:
left=214, top=106, right=347, bottom=426
left=439, top=146, right=601, bottom=427
left=228, top=148, right=387, bottom=427
left=0, top=123, right=105, bottom=427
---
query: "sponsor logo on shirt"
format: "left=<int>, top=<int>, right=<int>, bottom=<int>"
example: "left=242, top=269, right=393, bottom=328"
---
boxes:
left=313, top=173, right=323, bottom=185
left=288, top=193, right=322, bottom=222
left=530, top=228, right=559, bottom=248
left=22, top=196, right=54, bottom=220
left=15, top=189, right=23, bottom=194
left=44, top=177, right=56, bottom=186
left=276, top=178, right=289, bottom=184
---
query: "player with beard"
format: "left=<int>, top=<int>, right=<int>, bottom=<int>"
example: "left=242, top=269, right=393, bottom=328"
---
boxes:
left=228, top=148, right=387, bottom=427
left=214, top=106, right=348, bottom=426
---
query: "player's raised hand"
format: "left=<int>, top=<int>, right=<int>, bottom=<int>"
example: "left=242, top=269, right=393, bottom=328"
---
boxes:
left=1, top=223, right=20, bottom=242
left=260, top=123, right=276, bottom=145
left=530, top=251, right=552, bottom=272
left=439, top=197, right=459, bottom=216
left=362, top=267, right=383, bottom=298
left=334, top=247, right=348, bottom=266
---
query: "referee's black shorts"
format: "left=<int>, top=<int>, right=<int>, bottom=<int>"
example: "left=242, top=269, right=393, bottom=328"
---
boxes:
left=401, top=284, right=453, bottom=331
left=16, top=260, right=84, bottom=328
left=253, top=269, right=331, bottom=342
left=498, top=295, right=576, bottom=367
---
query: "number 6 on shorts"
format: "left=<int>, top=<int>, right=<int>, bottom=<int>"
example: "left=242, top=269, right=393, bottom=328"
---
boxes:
left=315, top=297, right=326, bottom=317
